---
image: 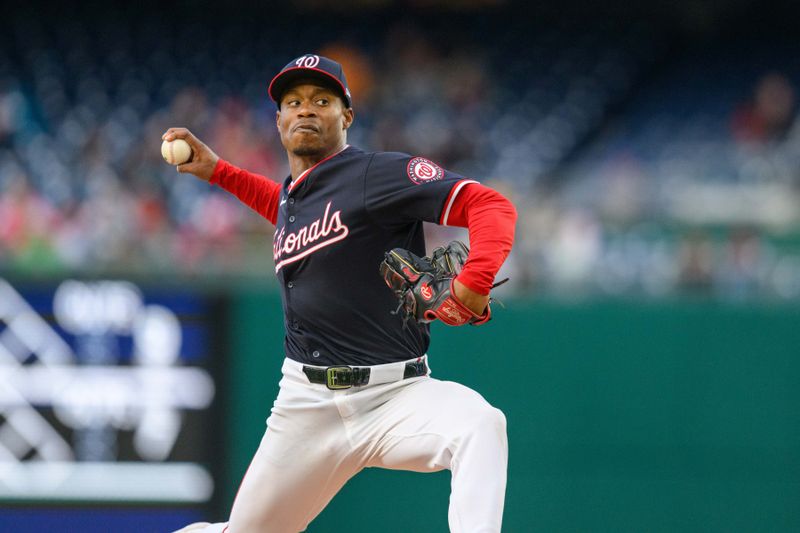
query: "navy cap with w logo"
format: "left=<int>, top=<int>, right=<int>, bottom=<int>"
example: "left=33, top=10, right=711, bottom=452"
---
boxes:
left=269, top=54, right=352, bottom=108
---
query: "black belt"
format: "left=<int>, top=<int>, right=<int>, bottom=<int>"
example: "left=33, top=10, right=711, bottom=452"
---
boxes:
left=302, top=360, right=428, bottom=390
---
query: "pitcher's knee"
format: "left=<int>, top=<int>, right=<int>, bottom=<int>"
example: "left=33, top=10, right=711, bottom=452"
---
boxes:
left=466, top=404, right=507, bottom=439
left=487, top=406, right=507, bottom=437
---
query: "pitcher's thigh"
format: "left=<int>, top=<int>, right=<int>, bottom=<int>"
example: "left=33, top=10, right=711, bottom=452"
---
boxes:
left=227, top=428, right=360, bottom=533
left=366, top=378, right=507, bottom=471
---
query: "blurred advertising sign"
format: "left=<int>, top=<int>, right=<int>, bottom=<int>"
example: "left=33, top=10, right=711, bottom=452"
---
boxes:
left=0, top=279, right=218, bottom=503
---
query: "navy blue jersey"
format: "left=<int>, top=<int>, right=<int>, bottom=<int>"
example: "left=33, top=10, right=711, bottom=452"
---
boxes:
left=273, top=145, right=473, bottom=366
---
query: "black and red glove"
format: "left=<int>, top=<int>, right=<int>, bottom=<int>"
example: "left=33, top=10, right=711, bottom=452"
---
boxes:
left=379, top=241, right=491, bottom=326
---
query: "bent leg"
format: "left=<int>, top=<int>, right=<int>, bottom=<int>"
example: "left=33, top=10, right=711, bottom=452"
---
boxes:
left=226, top=426, right=360, bottom=533
left=364, top=378, right=508, bottom=533
left=224, top=365, right=364, bottom=533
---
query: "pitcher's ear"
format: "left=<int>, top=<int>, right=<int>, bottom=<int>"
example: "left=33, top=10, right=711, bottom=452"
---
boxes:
left=343, top=108, right=354, bottom=130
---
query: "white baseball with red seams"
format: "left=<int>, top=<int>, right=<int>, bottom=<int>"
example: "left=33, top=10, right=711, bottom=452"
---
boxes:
left=161, top=138, right=193, bottom=165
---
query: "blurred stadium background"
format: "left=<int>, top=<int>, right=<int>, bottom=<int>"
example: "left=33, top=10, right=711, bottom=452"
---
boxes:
left=1, top=0, right=798, bottom=531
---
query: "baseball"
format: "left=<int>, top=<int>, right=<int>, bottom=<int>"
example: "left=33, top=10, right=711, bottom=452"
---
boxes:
left=161, top=138, right=193, bottom=165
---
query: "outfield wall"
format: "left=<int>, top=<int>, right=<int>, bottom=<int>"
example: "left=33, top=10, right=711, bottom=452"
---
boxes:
left=227, top=292, right=800, bottom=532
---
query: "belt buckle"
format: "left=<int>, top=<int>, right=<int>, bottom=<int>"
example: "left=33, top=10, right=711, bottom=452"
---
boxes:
left=326, top=366, right=353, bottom=390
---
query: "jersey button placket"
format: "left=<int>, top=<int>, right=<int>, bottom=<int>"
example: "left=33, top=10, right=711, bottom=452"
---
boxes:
left=283, top=193, right=298, bottom=333
left=286, top=193, right=296, bottom=222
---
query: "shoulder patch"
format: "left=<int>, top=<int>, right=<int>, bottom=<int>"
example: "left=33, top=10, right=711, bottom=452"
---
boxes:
left=406, top=157, right=444, bottom=185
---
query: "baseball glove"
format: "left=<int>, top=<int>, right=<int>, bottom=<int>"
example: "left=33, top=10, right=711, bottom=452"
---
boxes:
left=379, top=240, right=492, bottom=326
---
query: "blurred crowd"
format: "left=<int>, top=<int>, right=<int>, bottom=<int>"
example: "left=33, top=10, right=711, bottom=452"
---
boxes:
left=1, top=6, right=800, bottom=300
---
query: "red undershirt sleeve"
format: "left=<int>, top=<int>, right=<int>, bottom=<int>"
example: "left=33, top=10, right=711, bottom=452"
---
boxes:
left=442, top=182, right=517, bottom=295
left=209, top=159, right=281, bottom=224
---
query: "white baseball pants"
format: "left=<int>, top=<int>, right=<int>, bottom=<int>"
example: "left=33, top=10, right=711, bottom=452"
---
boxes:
left=184, top=356, right=507, bottom=533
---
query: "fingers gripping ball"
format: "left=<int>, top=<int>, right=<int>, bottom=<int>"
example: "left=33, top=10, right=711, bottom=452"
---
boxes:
left=379, top=240, right=491, bottom=327
left=161, top=139, right=193, bottom=165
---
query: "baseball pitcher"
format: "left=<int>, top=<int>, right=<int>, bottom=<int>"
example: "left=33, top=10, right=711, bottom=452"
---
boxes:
left=165, top=54, right=517, bottom=533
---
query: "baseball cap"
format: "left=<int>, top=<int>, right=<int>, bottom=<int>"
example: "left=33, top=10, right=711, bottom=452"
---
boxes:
left=269, top=54, right=352, bottom=108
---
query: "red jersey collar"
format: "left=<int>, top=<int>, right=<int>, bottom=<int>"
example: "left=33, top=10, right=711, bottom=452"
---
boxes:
left=288, top=144, right=350, bottom=193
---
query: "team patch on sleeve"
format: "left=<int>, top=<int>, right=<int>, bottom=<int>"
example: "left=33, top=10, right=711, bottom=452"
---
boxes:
left=406, top=157, right=444, bottom=185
